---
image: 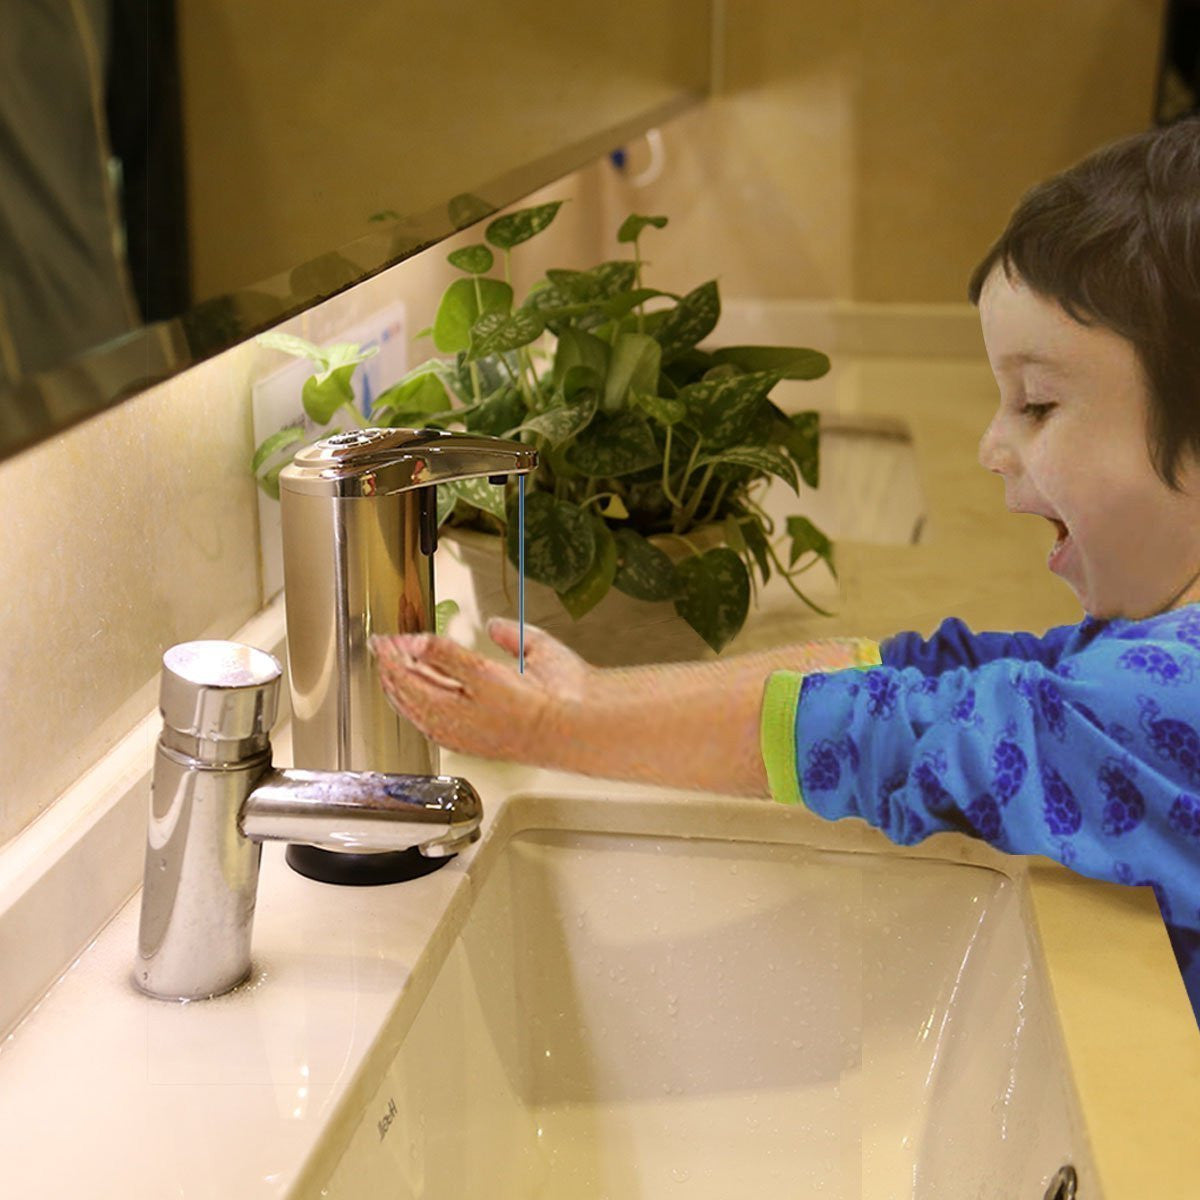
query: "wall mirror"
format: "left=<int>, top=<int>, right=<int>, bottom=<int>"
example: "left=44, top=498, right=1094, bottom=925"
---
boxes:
left=0, top=0, right=711, bottom=465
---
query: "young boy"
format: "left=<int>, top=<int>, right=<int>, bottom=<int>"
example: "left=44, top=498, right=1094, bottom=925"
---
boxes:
left=374, top=119, right=1200, bottom=1024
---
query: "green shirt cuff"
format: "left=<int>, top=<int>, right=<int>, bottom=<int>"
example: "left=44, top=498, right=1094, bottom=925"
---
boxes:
left=761, top=672, right=806, bottom=806
left=760, top=640, right=882, bottom=807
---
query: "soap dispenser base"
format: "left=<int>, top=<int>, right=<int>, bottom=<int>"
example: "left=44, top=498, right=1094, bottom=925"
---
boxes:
left=285, top=844, right=451, bottom=886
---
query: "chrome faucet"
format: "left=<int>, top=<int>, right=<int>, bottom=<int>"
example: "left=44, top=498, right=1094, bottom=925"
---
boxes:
left=133, top=640, right=483, bottom=1001
left=278, top=426, right=536, bottom=884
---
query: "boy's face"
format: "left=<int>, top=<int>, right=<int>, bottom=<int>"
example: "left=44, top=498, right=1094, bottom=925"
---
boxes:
left=977, top=266, right=1200, bottom=620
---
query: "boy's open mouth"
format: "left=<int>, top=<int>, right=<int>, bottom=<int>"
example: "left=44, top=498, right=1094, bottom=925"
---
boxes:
left=1047, top=516, right=1072, bottom=569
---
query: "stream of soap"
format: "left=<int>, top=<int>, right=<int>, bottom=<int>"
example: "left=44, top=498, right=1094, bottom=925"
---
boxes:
left=518, top=473, right=525, bottom=674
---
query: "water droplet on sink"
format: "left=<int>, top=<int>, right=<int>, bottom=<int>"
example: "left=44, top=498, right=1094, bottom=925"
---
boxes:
left=671, top=1167, right=691, bottom=1183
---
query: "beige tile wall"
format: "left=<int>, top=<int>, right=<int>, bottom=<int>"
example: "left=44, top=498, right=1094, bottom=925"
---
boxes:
left=591, top=0, right=1164, bottom=303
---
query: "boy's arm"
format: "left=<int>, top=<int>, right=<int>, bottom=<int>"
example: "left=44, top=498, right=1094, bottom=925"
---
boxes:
left=373, top=621, right=878, bottom=797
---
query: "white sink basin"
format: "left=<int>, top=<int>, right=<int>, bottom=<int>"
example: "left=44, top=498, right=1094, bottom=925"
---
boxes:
left=316, top=813, right=1093, bottom=1198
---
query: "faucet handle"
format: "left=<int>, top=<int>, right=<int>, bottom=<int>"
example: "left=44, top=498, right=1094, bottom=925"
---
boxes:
left=159, top=641, right=282, bottom=759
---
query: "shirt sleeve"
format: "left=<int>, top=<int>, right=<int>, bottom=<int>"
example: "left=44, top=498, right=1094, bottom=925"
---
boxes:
left=764, top=631, right=1200, bottom=896
left=880, top=616, right=1079, bottom=675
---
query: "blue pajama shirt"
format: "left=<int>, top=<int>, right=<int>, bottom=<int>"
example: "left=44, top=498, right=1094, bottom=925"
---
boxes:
left=760, top=605, right=1200, bottom=1026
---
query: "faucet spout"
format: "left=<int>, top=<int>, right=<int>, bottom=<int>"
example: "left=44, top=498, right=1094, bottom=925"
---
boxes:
left=133, top=641, right=485, bottom=1002
left=240, top=769, right=482, bottom=856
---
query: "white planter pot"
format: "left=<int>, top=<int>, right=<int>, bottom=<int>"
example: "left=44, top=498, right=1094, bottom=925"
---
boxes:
left=437, top=525, right=724, bottom=666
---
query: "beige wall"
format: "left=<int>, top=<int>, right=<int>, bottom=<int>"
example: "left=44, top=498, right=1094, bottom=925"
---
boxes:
left=589, top=0, right=1163, bottom=304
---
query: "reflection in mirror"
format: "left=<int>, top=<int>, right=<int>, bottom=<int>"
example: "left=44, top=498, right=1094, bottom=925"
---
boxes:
left=0, top=0, right=710, bottom=465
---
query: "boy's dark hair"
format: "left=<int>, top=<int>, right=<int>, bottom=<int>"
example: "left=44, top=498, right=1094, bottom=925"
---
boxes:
left=968, top=120, right=1200, bottom=489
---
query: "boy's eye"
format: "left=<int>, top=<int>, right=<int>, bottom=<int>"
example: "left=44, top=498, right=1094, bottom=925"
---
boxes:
left=1020, top=402, right=1056, bottom=423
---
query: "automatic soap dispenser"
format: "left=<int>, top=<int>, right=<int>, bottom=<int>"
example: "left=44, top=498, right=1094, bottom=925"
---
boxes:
left=278, top=427, right=537, bottom=885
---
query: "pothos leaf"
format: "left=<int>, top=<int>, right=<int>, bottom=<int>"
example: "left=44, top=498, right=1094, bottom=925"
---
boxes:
left=506, top=491, right=595, bottom=591
left=467, top=308, right=545, bottom=360
left=434, top=599, right=460, bottom=636
left=677, top=370, right=781, bottom=450
left=447, top=244, right=495, bottom=274
left=699, top=445, right=799, bottom=494
left=653, top=280, right=720, bottom=363
left=617, top=213, right=669, bottom=243
left=443, top=475, right=507, bottom=522
left=516, top=391, right=598, bottom=446
left=708, top=345, right=830, bottom=380
left=557, top=518, right=618, bottom=619
left=432, top=277, right=513, bottom=354
left=787, top=515, right=835, bottom=577
left=485, top=201, right=563, bottom=250
left=673, top=548, right=750, bottom=653
left=567, top=410, right=661, bottom=477
left=776, top=411, right=820, bottom=488
left=611, top=528, right=680, bottom=601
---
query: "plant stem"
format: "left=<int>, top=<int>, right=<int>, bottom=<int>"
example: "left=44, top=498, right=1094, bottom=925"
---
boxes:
left=698, top=479, right=730, bottom=526
left=633, top=236, right=644, bottom=334
left=676, top=462, right=715, bottom=532
left=660, top=426, right=686, bottom=508
left=764, top=538, right=835, bottom=617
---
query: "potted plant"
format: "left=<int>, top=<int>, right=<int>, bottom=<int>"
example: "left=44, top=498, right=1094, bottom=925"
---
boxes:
left=254, top=203, right=834, bottom=654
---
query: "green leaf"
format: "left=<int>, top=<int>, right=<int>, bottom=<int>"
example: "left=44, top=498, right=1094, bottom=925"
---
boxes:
left=434, top=599, right=460, bottom=636
left=739, top=515, right=771, bottom=582
left=567, top=410, right=661, bottom=477
left=700, top=445, right=799, bottom=493
left=557, top=518, right=618, bottom=619
left=617, top=213, right=669, bottom=243
left=654, top=280, right=720, bottom=363
left=603, top=333, right=661, bottom=413
left=256, top=459, right=287, bottom=501
left=465, top=386, right=527, bottom=437
left=552, top=327, right=610, bottom=388
left=723, top=514, right=747, bottom=554
left=485, top=201, right=563, bottom=250
left=447, top=244, right=495, bottom=274
left=709, top=345, right=831, bottom=380
left=589, top=260, right=639, bottom=296
left=787, top=515, right=836, bottom=577
left=444, top=475, right=507, bottom=522
left=631, top=391, right=686, bottom=426
left=432, top=277, right=513, bottom=353
left=516, top=391, right=597, bottom=446
left=467, top=308, right=545, bottom=361
left=605, top=287, right=673, bottom=321
left=677, top=370, right=781, bottom=450
left=435, top=483, right=458, bottom=526
left=544, top=268, right=603, bottom=302
left=302, top=361, right=358, bottom=424
left=251, top=424, right=307, bottom=474
left=599, top=494, right=629, bottom=519
left=673, top=548, right=751, bottom=653
left=776, top=410, right=820, bottom=488
left=611, top=528, right=680, bottom=601
left=255, top=330, right=326, bottom=362
left=507, top=492, right=595, bottom=591
left=371, top=370, right=448, bottom=420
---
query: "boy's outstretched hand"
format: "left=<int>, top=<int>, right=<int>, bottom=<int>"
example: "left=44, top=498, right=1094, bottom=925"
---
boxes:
left=371, top=619, right=591, bottom=767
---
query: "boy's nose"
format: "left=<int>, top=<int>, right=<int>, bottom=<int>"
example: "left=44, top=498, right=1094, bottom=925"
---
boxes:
left=977, top=415, right=1012, bottom=476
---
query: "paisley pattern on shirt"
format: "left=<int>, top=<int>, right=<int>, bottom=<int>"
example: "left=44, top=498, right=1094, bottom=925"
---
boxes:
left=783, top=607, right=1200, bottom=1028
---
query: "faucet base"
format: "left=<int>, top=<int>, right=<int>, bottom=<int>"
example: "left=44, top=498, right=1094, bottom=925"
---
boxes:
left=284, top=844, right=452, bottom=886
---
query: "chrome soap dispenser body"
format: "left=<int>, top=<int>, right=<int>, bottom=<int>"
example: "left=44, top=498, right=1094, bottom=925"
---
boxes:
left=278, top=427, right=536, bottom=884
